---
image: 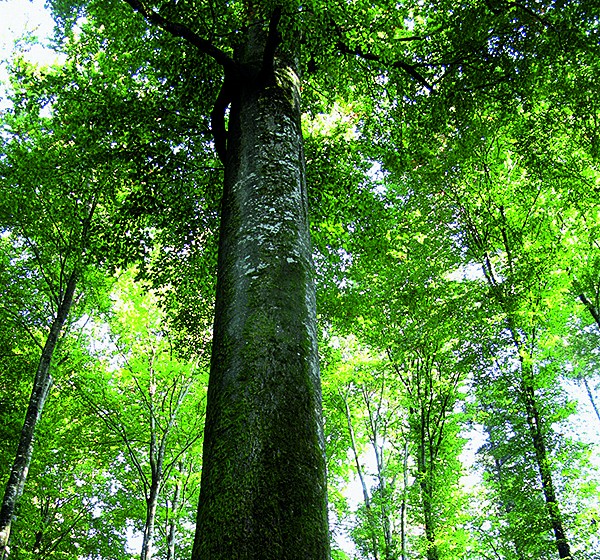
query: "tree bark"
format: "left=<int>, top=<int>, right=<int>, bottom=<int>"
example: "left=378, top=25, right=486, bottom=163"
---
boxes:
left=192, top=25, right=330, bottom=560
left=140, top=364, right=189, bottom=560
left=518, top=364, right=572, bottom=560
left=579, top=293, right=600, bottom=330
left=140, top=481, right=159, bottom=560
left=343, top=392, right=379, bottom=560
left=416, top=425, right=439, bottom=560
left=373, top=450, right=394, bottom=560
left=578, top=293, right=600, bottom=424
left=165, top=475, right=181, bottom=560
left=582, top=377, right=600, bottom=424
left=0, top=271, right=77, bottom=560
left=363, top=385, right=394, bottom=560
left=399, top=439, right=409, bottom=560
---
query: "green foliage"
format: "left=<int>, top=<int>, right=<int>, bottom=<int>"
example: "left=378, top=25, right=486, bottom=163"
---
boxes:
left=3, top=272, right=207, bottom=559
left=9, top=385, right=131, bottom=560
left=2, top=0, right=600, bottom=557
left=75, top=272, right=207, bottom=554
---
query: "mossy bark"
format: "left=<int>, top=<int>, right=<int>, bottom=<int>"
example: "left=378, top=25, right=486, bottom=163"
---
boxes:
left=192, top=28, right=330, bottom=560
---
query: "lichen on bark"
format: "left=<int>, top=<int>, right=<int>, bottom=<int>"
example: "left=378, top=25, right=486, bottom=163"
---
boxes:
left=192, top=21, right=330, bottom=560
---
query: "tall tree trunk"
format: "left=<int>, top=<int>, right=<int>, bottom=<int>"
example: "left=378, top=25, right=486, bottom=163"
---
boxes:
left=416, top=420, right=438, bottom=560
left=578, top=293, right=600, bottom=424
left=579, top=293, right=600, bottom=330
left=343, top=393, right=379, bottom=560
left=0, top=272, right=77, bottom=560
left=140, top=481, right=160, bottom=560
left=481, top=230, right=572, bottom=558
left=399, top=439, right=409, bottom=560
left=581, top=377, right=600, bottom=424
left=141, top=364, right=185, bottom=560
left=518, top=362, right=572, bottom=559
left=192, top=26, right=330, bottom=560
left=32, top=497, right=51, bottom=555
left=369, top=423, right=393, bottom=560
left=165, top=475, right=181, bottom=560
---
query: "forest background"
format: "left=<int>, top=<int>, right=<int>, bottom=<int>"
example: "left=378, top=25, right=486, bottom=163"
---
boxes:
left=0, top=1, right=599, bottom=559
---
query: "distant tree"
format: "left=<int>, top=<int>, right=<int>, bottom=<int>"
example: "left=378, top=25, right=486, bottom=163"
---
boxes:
left=0, top=85, right=112, bottom=557
left=73, top=276, right=206, bottom=560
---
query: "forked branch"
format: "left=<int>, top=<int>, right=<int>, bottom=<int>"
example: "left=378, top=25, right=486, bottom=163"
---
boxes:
left=259, top=6, right=283, bottom=84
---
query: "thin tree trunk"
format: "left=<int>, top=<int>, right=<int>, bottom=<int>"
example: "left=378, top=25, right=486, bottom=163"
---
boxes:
left=140, top=364, right=187, bottom=560
left=579, top=293, right=600, bottom=330
left=192, top=22, right=329, bottom=560
left=416, top=419, right=438, bottom=560
left=343, top=393, right=379, bottom=560
left=481, top=222, right=572, bottom=558
left=518, top=368, right=572, bottom=559
left=582, top=377, right=600, bottom=424
left=0, top=272, right=77, bottom=560
left=578, top=293, right=600, bottom=425
left=140, top=482, right=160, bottom=560
left=374, top=455, right=394, bottom=560
left=420, top=480, right=439, bottom=560
left=141, top=364, right=159, bottom=560
left=400, top=439, right=409, bottom=560
left=366, top=400, right=393, bottom=560
left=165, top=477, right=181, bottom=560
left=32, top=497, right=51, bottom=555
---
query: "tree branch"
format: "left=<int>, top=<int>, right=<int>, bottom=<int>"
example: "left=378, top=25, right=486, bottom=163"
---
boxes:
left=210, top=74, right=234, bottom=164
left=122, top=0, right=236, bottom=72
left=336, top=41, right=433, bottom=92
left=579, top=292, right=600, bottom=329
left=259, top=6, right=283, bottom=84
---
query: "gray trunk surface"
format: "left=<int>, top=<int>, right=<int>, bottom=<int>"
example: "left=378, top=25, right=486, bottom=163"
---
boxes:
left=519, top=368, right=572, bottom=559
left=165, top=477, right=181, bottom=560
left=192, top=29, right=330, bottom=560
left=140, top=483, right=159, bottom=560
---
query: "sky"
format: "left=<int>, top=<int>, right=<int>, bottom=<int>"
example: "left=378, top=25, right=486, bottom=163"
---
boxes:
left=0, top=0, right=60, bottom=105
left=0, top=0, right=54, bottom=51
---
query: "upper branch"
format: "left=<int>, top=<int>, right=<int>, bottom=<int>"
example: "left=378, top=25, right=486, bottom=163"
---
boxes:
left=123, top=0, right=236, bottom=72
left=259, top=6, right=283, bottom=83
left=336, top=40, right=433, bottom=92
left=579, top=292, right=600, bottom=329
